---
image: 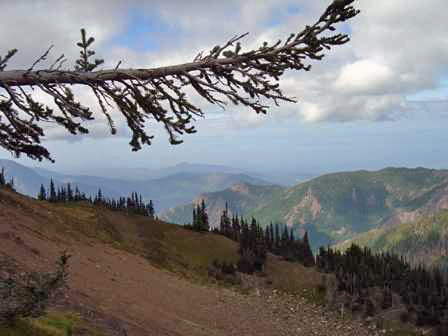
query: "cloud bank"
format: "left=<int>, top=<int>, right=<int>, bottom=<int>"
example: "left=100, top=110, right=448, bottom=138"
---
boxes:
left=1, top=0, right=446, bottom=142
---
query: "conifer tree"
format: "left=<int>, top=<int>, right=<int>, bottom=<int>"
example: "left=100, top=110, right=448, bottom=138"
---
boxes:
left=265, top=225, right=271, bottom=250
left=274, top=223, right=280, bottom=252
left=74, top=185, right=80, bottom=201
left=219, top=202, right=232, bottom=238
left=200, top=199, right=209, bottom=232
left=37, top=184, right=46, bottom=200
left=192, top=207, right=197, bottom=230
left=0, top=167, right=5, bottom=186
left=281, top=225, right=289, bottom=254
left=7, top=177, right=14, bottom=190
left=302, top=231, right=315, bottom=267
left=67, top=183, right=73, bottom=201
left=97, top=188, right=103, bottom=204
left=148, top=200, right=155, bottom=218
left=49, top=179, right=56, bottom=202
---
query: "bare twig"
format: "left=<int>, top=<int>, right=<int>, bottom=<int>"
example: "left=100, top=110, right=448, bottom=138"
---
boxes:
left=0, top=0, right=360, bottom=162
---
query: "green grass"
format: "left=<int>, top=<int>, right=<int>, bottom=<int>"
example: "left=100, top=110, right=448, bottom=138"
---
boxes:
left=0, top=311, right=79, bottom=336
left=382, top=319, right=421, bottom=336
left=0, top=311, right=110, bottom=336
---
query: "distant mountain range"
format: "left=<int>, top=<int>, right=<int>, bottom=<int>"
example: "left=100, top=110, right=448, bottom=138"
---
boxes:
left=66, top=162, right=264, bottom=181
left=64, top=162, right=317, bottom=187
left=0, top=159, right=272, bottom=212
left=162, top=167, right=448, bottom=250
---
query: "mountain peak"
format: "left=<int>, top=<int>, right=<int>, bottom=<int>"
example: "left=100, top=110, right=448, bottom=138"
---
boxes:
left=230, top=183, right=250, bottom=194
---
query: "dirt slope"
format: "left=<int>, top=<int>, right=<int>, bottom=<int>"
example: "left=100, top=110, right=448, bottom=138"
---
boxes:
left=0, top=188, right=384, bottom=336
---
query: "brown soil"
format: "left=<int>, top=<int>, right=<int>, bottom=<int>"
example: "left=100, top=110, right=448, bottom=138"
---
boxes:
left=0, top=189, right=384, bottom=336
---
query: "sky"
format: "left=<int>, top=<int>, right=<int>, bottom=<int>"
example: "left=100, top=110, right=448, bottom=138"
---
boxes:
left=0, top=0, right=447, bottom=177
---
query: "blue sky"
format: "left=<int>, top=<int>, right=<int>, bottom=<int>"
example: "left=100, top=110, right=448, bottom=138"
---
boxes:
left=0, top=0, right=447, bottom=177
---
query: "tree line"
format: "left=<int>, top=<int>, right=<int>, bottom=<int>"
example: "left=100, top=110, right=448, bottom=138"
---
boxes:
left=37, top=179, right=155, bottom=218
left=186, top=201, right=314, bottom=273
left=317, top=244, right=448, bottom=332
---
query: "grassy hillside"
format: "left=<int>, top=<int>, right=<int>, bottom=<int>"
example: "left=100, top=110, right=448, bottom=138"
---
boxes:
left=0, top=187, right=331, bottom=336
left=165, top=167, right=448, bottom=250
left=336, top=210, right=448, bottom=269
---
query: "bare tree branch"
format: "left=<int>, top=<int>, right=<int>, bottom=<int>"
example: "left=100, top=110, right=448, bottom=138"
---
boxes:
left=0, top=0, right=360, bottom=162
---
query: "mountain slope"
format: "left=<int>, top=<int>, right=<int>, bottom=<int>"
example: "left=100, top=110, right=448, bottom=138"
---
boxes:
left=165, top=167, right=448, bottom=249
left=160, top=182, right=285, bottom=227
left=0, top=187, right=382, bottom=336
left=335, top=210, right=448, bottom=269
left=249, top=167, right=448, bottom=247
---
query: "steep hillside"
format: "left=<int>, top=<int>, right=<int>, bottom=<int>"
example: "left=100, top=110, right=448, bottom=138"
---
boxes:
left=160, top=182, right=285, bottom=227
left=336, top=210, right=448, bottom=269
left=0, top=187, right=389, bottom=336
left=250, top=167, right=448, bottom=247
left=165, top=167, right=448, bottom=249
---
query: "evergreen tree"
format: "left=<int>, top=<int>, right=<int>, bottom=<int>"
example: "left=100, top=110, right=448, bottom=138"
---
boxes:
left=96, top=188, right=103, bottom=204
left=67, top=183, right=73, bottom=201
left=200, top=199, right=209, bottom=232
left=274, top=223, right=280, bottom=252
left=219, top=202, right=232, bottom=238
left=0, top=167, right=5, bottom=186
left=281, top=225, right=289, bottom=254
left=265, top=225, right=271, bottom=250
left=192, top=207, right=197, bottom=229
left=49, top=179, right=56, bottom=202
left=74, top=185, right=80, bottom=201
left=37, top=184, right=46, bottom=201
left=302, top=231, right=315, bottom=267
left=7, top=177, right=14, bottom=190
left=148, top=200, right=155, bottom=218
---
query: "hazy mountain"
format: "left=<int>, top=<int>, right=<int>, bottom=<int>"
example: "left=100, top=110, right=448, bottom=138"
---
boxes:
left=164, top=167, right=448, bottom=250
left=0, top=159, right=123, bottom=200
left=65, top=162, right=264, bottom=181
left=1, top=159, right=272, bottom=211
left=62, top=162, right=317, bottom=186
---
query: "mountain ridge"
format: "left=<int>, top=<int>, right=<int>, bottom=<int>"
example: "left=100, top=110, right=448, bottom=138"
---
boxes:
left=0, top=159, right=272, bottom=211
left=163, top=167, right=448, bottom=250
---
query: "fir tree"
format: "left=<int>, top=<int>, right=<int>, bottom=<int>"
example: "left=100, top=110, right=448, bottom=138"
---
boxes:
left=148, top=200, right=155, bottom=218
left=0, top=167, right=5, bottom=186
left=274, top=223, right=280, bottom=252
left=67, top=183, right=73, bottom=201
left=302, top=231, right=315, bottom=267
left=49, top=179, right=56, bottom=202
left=74, top=185, right=80, bottom=201
left=37, top=184, right=47, bottom=201
left=200, top=199, right=209, bottom=232
left=7, top=177, right=14, bottom=190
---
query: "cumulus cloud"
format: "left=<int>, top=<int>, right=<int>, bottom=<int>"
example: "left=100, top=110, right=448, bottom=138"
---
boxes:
left=1, top=0, right=446, bottom=142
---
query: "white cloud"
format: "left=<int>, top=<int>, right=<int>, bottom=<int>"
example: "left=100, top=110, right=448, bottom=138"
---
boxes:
left=1, top=0, right=447, bottom=145
left=334, top=60, right=395, bottom=95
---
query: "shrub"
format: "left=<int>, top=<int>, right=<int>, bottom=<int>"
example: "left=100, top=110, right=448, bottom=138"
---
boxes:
left=0, top=251, right=71, bottom=327
left=208, top=259, right=240, bottom=285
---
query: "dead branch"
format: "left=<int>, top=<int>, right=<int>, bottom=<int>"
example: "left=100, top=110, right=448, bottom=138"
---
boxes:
left=0, top=0, right=359, bottom=162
